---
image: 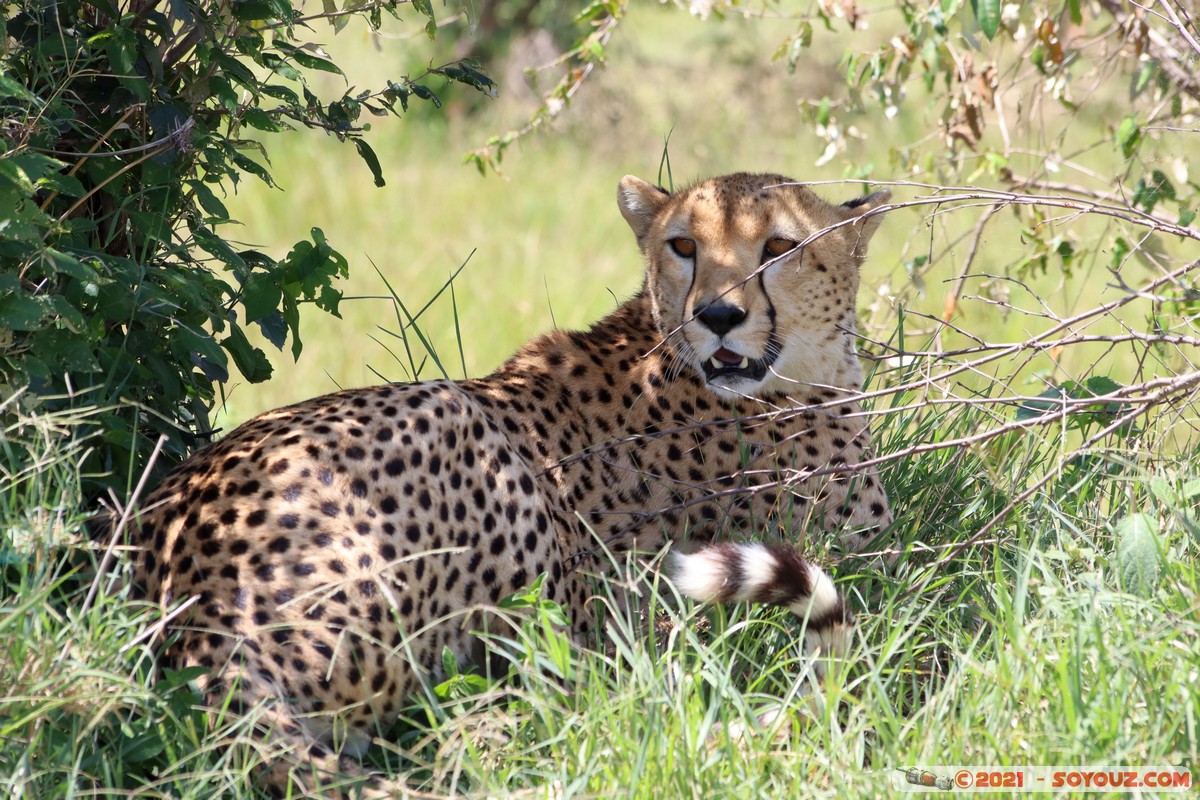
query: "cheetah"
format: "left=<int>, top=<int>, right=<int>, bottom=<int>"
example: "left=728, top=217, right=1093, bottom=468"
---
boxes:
left=131, top=172, right=893, bottom=796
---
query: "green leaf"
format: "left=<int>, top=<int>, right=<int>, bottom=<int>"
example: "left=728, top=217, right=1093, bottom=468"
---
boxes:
left=384, top=81, right=411, bottom=112
left=192, top=351, right=229, bottom=382
left=1054, top=238, right=1074, bottom=265
left=228, top=151, right=276, bottom=187
left=222, top=325, right=273, bottom=382
left=1116, top=116, right=1141, bottom=159
left=276, top=43, right=343, bottom=75
left=540, top=600, right=569, bottom=628
left=1132, top=59, right=1156, bottom=97
left=353, top=139, right=386, bottom=187
left=441, top=646, right=459, bottom=679
left=1109, top=236, right=1130, bottom=269
left=574, top=0, right=610, bottom=23
left=207, top=76, right=240, bottom=111
left=410, top=84, right=441, bottom=108
left=162, top=665, right=211, bottom=689
left=255, top=310, right=288, bottom=350
left=102, top=28, right=138, bottom=74
left=214, top=52, right=258, bottom=88
left=242, top=108, right=284, bottom=132
left=282, top=296, right=302, bottom=360
left=499, top=573, right=548, bottom=610
left=124, top=210, right=174, bottom=244
left=1148, top=478, right=1175, bottom=505
left=1082, top=375, right=1120, bottom=397
left=775, top=21, right=814, bottom=73
left=260, top=84, right=300, bottom=104
left=816, top=96, right=831, bottom=127
left=13, top=152, right=70, bottom=186
left=260, top=52, right=303, bottom=82
left=20, top=354, right=52, bottom=381
left=31, top=329, right=100, bottom=372
left=437, top=62, right=497, bottom=98
left=1116, top=513, right=1164, bottom=596
left=1132, top=176, right=1167, bottom=213
left=173, top=325, right=227, bottom=372
left=1016, top=386, right=1067, bottom=421
left=242, top=272, right=282, bottom=322
left=43, top=249, right=97, bottom=281
left=317, top=284, right=343, bottom=318
left=1149, top=169, right=1176, bottom=200
left=37, top=170, right=85, bottom=198
left=118, top=731, right=166, bottom=764
left=0, top=290, right=45, bottom=330
left=193, top=226, right=247, bottom=274
left=42, top=294, right=88, bottom=331
left=971, top=0, right=1001, bottom=39
left=0, top=74, right=37, bottom=103
left=230, top=0, right=275, bottom=20
left=0, top=158, right=36, bottom=194
left=168, top=0, right=194, bottom=25
left=189, top=181, right=230, bottom=221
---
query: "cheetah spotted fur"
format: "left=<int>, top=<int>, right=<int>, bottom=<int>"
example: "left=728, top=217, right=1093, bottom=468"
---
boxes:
left=132, top=172, right=893, bottom=796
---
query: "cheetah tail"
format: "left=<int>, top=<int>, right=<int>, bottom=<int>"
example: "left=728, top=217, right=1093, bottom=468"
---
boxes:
left=669, top=543, right=853, bottom=667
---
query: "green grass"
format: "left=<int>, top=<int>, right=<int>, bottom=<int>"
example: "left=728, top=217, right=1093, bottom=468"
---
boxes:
left=4, top=392, right=1198, bottom=797
left=3, top=3, right=1199, bottom=798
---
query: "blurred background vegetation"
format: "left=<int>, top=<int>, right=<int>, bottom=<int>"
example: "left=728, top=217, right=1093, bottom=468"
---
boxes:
left=213, top=3, right=908, bottom=425
left=212, top=0, right=1199, bottom=446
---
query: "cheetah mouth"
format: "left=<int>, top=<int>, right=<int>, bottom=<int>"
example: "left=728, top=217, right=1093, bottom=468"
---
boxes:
left=700, top=341, right=778, bottom=384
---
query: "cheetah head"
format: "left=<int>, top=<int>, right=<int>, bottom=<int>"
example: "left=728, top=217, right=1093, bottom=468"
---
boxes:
left=617, top=172, right=890, bottom=400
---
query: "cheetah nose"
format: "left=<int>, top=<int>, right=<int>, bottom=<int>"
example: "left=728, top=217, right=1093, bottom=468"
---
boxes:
left=697, top=302, right=748, bottom=336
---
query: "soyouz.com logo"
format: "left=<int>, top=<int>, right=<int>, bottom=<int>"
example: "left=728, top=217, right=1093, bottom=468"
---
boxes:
left=894, top=766, right=1192, bottom=792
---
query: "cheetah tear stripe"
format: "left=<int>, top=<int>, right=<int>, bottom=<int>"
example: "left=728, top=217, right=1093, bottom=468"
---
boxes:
left=671, top=543, right=853, bottom=668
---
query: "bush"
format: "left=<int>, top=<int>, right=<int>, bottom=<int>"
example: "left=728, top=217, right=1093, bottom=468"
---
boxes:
left=0, top=0, right=496, bottom=499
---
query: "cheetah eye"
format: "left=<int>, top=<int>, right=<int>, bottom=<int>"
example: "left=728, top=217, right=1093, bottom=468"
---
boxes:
left=762, top=237, right=798, bottom=262
left=668, top=238, right=697, bottom=259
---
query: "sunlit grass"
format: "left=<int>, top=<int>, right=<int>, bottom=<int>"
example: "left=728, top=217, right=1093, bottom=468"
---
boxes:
left=4, top=3, right=1198, bottom=797
left=5, top=392, right=1198, bottom=797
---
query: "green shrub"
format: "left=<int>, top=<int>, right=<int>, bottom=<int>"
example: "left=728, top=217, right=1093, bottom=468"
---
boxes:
left=0, top=0, right=495, bottom=499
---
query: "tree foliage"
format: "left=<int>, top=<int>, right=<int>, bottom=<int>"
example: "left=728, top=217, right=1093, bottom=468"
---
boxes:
left=1, top=0, right=495, bottom=498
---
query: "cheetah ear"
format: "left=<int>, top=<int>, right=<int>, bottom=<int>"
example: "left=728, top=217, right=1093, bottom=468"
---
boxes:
left=836, top=189, right=891, bottom=259
left=617, top=175, right=671, bottom=243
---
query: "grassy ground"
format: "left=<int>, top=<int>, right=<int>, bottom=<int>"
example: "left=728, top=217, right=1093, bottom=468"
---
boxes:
left=4, top=391, right=1198, bottom=797
left=2, top=3, right=1198, bottom=798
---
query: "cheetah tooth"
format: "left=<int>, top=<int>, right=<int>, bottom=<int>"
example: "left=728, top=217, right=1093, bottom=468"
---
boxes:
left=710, top=355, right=751, bottom=370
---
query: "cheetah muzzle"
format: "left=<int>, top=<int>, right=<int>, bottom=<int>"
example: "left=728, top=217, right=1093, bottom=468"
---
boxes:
left=131, top=171, right=894, bottom=797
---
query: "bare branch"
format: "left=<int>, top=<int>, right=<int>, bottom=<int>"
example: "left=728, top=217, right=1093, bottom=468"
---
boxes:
left=1098, top=0, right=1200, bottom=100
